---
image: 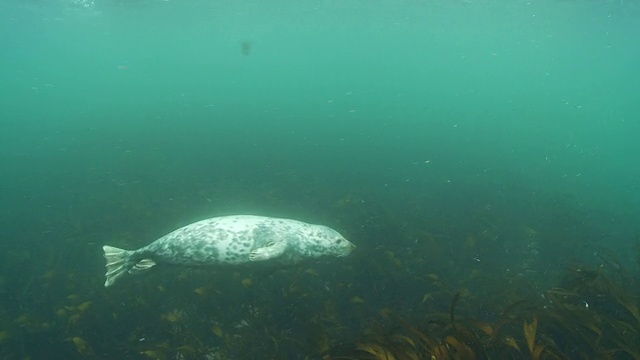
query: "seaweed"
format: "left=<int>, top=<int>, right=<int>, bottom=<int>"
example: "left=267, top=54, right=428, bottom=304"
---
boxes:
left=325, top=263, right=640, bottom=360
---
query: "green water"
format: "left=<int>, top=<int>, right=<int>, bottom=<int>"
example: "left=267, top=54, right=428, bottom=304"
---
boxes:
left=1, top=0, right=639, bottom=358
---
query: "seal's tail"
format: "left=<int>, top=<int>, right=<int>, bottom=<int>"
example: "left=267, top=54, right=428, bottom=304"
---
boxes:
left=103, top=245, right=135, bottom=287
left=103, top=245, right=157, bottom=287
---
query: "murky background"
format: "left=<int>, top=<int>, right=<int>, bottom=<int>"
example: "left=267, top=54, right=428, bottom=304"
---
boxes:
left=1, top=0, right=639, bottom=358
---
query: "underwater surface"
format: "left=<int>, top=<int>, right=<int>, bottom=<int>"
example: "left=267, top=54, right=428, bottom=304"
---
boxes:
left=1, top=0, right=640, bottom=358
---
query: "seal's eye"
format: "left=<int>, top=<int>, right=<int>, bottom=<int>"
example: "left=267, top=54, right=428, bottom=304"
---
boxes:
left=336, top=239, right=343, bottom=243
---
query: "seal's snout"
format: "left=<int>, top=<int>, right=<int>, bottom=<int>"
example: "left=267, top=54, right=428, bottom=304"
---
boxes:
left=337, top=238, right=356, bottom=257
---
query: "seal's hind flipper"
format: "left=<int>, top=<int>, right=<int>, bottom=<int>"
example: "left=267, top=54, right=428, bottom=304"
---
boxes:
left=129, top=258, right=156, bottom=274
left=103, top=245, right=135, bottom=287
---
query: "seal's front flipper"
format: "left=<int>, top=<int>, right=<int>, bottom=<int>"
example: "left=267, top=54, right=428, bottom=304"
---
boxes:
left=249, top=241, right=287, bottom=261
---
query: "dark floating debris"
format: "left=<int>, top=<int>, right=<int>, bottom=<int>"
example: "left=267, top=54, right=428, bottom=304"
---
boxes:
left=241, top=40, right=252, bottom=56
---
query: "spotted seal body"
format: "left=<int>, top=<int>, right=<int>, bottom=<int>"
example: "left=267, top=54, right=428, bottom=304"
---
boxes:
left=102, top=215, right=356, bottom=287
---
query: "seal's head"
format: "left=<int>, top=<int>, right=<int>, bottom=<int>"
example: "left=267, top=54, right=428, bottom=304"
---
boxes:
left=311, top=226, right=356, bottom=258
left=332, top=234, right=356, bottom=257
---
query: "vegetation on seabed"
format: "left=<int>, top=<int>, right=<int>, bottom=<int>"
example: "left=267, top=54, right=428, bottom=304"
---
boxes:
left=2, top=244, right=639, bottom=359
left=329, top=263, right=640, bottom=360
left=1, top=191, right=639, bottom=359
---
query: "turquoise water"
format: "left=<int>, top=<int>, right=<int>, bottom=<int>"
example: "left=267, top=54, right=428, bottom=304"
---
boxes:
left=1, top=0, right=639, bottom=358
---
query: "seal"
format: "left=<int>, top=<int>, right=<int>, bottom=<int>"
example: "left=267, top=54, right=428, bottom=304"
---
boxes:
left=102, top=215, right=356, bottom=287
